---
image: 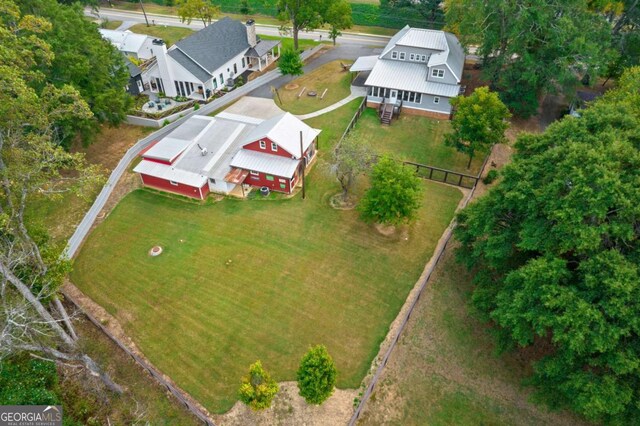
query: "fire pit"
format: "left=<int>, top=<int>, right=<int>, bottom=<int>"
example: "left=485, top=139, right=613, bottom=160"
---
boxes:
left=307, top=91, right=317, bottom=97
left=149, top=246, right=163, bottom=257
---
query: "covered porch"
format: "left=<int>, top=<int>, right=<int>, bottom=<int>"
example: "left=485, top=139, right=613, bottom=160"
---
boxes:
left=246, top=40, right=281, bottom=72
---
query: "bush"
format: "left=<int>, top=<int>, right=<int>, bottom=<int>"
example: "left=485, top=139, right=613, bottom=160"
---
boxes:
left=173, top=95, right=189, bottom=102
left=483, top=169, right=499, bottom=184
left=162, top=119, right=170, bottom=126
left=297, top=345, right=337, bottom=405
left=193, top=103, right=200, bottom=111
left=238, top=360, right=279, bottom=410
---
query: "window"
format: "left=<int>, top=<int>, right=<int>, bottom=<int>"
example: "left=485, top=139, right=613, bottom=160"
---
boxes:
left=409, top=92, right=415, bottom=102
left=279, top=178, right=286, bottom=183
left=402, top=91, right=409, bottom=101
left=219, top=73, right=224, bottom=85
left=174, top=81, right=180, bottom=95
left=409, top=53, right=415, bottom=61
left=391, top=51, right=398, bottom=59
left=250, top=171, right=259, bottom=179
left=169, top=180, right=178, bottom=186
left=209, top=178, right=216, bottom=184
left=242, top=57, right=245, bottom=68
left=271, top=142, right=278, bottom=152
left=434, top=96, right=440, bottom=104
left=373, top=87, right=379, bottom=97
left=280, top=183, right=286, bottom=189
left=399, top=52, right=406, bottom=60
left=431, top=69, right=445, bottom=78
left=266, top=175, right=274, bottom=181
left=233, top=63, right=237, bottom=74
left=415, top=93, right=422, bottom=103
left=259, top=140, right=266, bottom=149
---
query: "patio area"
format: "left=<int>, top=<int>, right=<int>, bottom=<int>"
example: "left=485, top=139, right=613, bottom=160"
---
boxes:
left=141, top=96, right=191, bottom=114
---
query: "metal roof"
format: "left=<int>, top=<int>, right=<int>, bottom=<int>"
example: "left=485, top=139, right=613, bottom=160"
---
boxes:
left=365, top=60, right=460, bottom=97
left=168, top=49, right=212, bottom=83
left=246, top=39, right=281, bottom=58
left=99, top=29, right=151, bottom=54
left=379, top=25, right=411, bottom=58
left=230, top=149, right=300, bottom=178
left=133, top=159, right=207, bottom=188
left=350, top=55, right=378, bottom=72
left=397, top=28, right=448, bottom=51
left=443, top=32, right=465, bottom=82
left=242, top=112, right=320, bottom=158
left=174, top=17, right=250, bottom=74
left=142, top=116, right=215, bottom=162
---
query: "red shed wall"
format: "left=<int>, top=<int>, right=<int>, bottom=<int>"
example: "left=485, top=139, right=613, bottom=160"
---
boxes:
left=243, top=137, right=297, bottom=159
left=140, top=174, right=209, bottom=199
left=245, top=171, right=293, bottom=193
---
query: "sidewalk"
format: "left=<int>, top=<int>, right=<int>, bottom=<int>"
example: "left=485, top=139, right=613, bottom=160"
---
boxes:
left=296, top=86, right=367, bottom=120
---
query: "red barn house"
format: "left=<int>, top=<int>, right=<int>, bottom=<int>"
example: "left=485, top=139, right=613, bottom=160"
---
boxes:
left=133, top=112, right=320, bottom=199
left=229, top=113, right=319, bottom=194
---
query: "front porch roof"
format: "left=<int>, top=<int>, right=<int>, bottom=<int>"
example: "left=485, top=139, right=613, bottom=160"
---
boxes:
left=224, top=168, right=249, bottom=184
left=230, top=149, right=299, bottom=178
left=350, top=55, right=378, bottom=72
left=245, top=39, right=281, bottom=58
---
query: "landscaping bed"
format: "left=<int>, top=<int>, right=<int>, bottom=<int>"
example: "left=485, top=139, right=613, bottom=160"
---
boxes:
left=70, top=99, right=463, bottom=414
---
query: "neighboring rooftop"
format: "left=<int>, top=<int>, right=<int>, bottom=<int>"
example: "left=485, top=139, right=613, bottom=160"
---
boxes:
left=242, top=112, right=321, bottom=158
left=142, top=116, right=215, bottom=163
left=99, top=29, right=152, bottom=53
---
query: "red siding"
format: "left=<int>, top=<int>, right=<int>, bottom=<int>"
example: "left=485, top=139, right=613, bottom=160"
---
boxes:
left=140, top=174, right=209, bottom=199
left=243, top=137, right=297, bottom=159
left=245, top=171, right=293, bottom=194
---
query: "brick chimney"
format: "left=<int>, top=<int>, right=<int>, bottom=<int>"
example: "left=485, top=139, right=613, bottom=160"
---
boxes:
left=246, top=19, right=257, bottom=48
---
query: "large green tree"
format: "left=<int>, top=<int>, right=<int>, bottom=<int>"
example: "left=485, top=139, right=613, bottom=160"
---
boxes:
left=16, top=0, right=131, bottom=146
left=446, top=0, right=612, bottom=117
left=277, top=48, right=304, bottom=80
left=359, top=155, right=423, bottom=226
left=445, top=86, right=510, bottom=169
left=325, top=0, right=352, bottom=45
left=454, top=67, right=640, bottom=422
left=277, top=0, right=330, bottom=50
left=176, top=0, right=220, bottom=27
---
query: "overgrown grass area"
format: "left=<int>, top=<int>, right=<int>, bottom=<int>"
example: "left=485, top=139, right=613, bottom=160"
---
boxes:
left=129, top=23, right=194, bottom=46
left=276, top=60, right=354, bottom=115
left=259, top=34, right=323, bottom=52
left=356, top=246, right=588, bottom=426
left=70, top=99, right=463, bottom=414
left=353, top=108, right=485, bottom=174
left=101, top=20, right=123, bottom=30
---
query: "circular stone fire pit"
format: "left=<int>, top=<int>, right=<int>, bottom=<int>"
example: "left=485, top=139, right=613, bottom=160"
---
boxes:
left=285, top=83, right=299, bottom=90
left=307, top=91, right=317, bottom=97
left=149, top=246, right=163, bottom=257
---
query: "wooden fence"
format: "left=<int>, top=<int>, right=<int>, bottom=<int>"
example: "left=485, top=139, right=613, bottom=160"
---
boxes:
left=337, top=97, right=367, bottom=147
left=403, top=161, right=479, bottom=189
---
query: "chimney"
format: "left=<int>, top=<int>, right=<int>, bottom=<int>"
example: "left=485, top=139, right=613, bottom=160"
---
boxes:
left=246, top=19, right=257, bottom=48
left=152, top=39, right=177, bottom=97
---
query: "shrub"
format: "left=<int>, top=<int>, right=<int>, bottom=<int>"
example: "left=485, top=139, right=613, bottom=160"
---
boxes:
left=483, top=169, right=499, bottom=184
left=297, top=345, right=337, bottom=405
left=193, top=103, right=200, bottom=111
left=238, top=360, right=278, bottom=410
left=162, top=119, right=170, bottom=127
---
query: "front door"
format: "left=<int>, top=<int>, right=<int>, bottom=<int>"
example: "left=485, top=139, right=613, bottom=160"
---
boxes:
left=389, top=90, right=397, bottom=104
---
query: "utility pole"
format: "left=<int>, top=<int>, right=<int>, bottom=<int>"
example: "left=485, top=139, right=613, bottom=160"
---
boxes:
left=300, top=131, right=305, bottom=200
left=139, top=0, right=150, bottom=27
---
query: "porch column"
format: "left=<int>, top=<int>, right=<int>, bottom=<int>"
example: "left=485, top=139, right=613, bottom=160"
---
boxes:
left=258, top=58, right=262, bottom=72
left=277, top=44, right=281, bottom=58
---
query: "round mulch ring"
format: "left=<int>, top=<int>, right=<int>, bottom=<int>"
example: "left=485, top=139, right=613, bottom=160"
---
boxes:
left=285, top=83, right=299, bottom=90
left=149, top=246, right=163, bottom=257
left=96, top=212, right=106, bottom=219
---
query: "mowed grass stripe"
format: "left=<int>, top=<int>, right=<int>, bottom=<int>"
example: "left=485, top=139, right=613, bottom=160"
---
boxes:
left=72, top=101, right=463, bottom=413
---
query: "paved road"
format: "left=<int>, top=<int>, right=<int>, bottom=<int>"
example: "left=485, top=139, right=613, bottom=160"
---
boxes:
left=86, top=7, right=390, bottom=47
left=64, top=46, right=322, bottom=258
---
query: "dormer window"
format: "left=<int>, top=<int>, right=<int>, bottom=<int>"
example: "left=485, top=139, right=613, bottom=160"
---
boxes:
left=421, top=55, right=426, bottom=62
left=399, top=52, right=406, bottom=60
left=259, top=140, right=266, bottom=149
left=432, top=69, right=445, bottom=78
left=410, top=53, right=415, bottom=61
left=392, top=51, right=398, bottom=59
left=271, top=142, right=278, bottom=152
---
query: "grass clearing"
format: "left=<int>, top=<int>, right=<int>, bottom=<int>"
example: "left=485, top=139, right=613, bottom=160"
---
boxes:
left=101, top=20, right=123, bottom=30
left=129, top=23, right=194, bottom=46
left=259, top=34, right=323, bottom=52
left=357, top=245, right=589, bottom=426
left=354, top=108, right=485, bottom=174
left=70, top=99, right=463, bottom=414
left=276, top=60, right=354, bottom=115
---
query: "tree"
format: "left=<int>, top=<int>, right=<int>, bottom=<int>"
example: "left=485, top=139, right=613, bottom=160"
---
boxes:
left=238, top=360, right=279, bottom=410
left=277, top=48, right=304, bottom=80
left=296, top=345, right=337, bottom=405
left=0, top=0, right=119, bottom=394
left=239, top=0, right=251, bottom=15
left=176, top=0, right=220, bottom=27
left=331, top=133, right=375, bottom=201
left=359, top=156, right=422, bottom=226
left=278, top=0, right=330, bottom=50
left=446, top=0, right=612, bottom=117
left=454, top=67, right=640, bottom=423
left=445, top=87, right=510, bottom=169
left=386, top=0, right=444, bottom=27
left=325, top=0, right=352, bottom=45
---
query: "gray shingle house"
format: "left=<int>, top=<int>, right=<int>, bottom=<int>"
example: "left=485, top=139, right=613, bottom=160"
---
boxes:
left=351, top=25, right=465, bottom=120
left=144, top=18, right=280, bottom=99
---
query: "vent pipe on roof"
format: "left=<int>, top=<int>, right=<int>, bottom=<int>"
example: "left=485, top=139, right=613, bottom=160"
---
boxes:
left=197, top=143, right=208, bottom=156
left=246, top=19, right=257, bottom=48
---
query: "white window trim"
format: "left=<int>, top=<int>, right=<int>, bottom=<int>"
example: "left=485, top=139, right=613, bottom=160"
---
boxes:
left=409, top=53, right=415, bottom=61
left=399, top=52, right=406, bottom=60
left=259, top=140, right=266, bottom=149
left=431, top=68, right=445, bottom=78
left=434, top=96, right=440, bottom=104
left=421, top=55, right=426, bottom=62
left=250, top=170, right=259, bottom=176
left=391, top=51, right=398, bottom=59
left=271, top=142, right=278, bottom=152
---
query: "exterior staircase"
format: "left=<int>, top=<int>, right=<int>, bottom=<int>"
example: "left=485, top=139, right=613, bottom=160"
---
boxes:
left=380, top=103, right=394, bottom=125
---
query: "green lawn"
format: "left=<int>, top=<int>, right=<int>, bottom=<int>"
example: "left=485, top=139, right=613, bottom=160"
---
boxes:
left=102, top=20, right=123, bottom=30
left=353, top=108, right=485, bottom=175
left=357, top=246, right=588, bottom=426
left=259, top=34, right=323, bottom=52
left=129, top=23, right=194, bottom=46
left=276, top=60, right=354, bottom=115
left=70, top=99, right=463, bottom=414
